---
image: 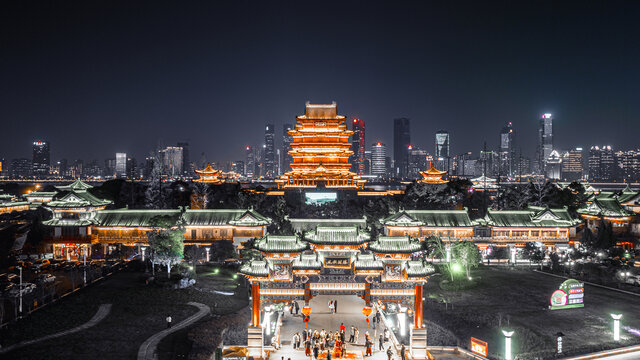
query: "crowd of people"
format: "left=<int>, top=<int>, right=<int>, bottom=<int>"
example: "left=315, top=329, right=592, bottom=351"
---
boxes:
left=276, top=299, right=408, bottom=360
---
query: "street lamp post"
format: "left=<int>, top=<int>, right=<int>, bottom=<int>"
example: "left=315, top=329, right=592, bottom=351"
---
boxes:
left=83, top=249, right=87, bottom=285
left=611, top=314, right=622, bottom=341
left=18, top=266, right=23, bottom=315
left=502, top=330, right=514, bottom=360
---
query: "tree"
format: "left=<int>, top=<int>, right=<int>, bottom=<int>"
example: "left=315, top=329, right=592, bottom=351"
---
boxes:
left=147, top=214, right=185, bottom=277
left=425, top=236, right=454, bottom=281
left=145, top=150, right=165, bottom=209
left=451, top=241, right=481, bottom=278
left=494, top=185, right=528, bottom=210
left=520, top=242, right=544, bottom=264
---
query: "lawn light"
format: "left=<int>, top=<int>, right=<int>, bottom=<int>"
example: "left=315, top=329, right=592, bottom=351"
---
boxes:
left=611, top=314, right=622, bottom=341
left=446, top=245, right=451, bottom=263
left=502, top=330, right=514, bottom=360
left=264, top=306, right=272, bottom=335
left=452, top=263, right=462, bottom=274
left=205, top=247, right=210, bottom=262
left=141, top=247, right=146, bottom=261
left=510, top=247, right=516, bottom=264
left=555, top=332, right=564, bottom=355
left=398, top=309, right=407, bottom=337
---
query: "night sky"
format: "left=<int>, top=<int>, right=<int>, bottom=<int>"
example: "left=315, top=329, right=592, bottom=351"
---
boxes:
left=1, top=1, right=639, bottom=165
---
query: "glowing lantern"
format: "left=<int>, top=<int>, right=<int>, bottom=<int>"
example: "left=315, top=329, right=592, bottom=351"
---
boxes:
left=362, top=306, right=373, bottom=328
left=302, top=306, right=312, bottom=328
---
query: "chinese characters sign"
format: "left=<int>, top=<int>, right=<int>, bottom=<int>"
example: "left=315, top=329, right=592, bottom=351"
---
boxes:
left=470, top=337, right=488, bottom=357
left=550, top=279, right=584, bottom=310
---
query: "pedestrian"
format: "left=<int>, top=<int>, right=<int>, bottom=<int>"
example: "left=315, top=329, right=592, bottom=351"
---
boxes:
left=349, top=326, right=355, bottom=343
left=400, top=344, right=406, bottom=360
left=340, top=323, right=346, bottom=334
left=365, top=337, right=372, bottom=356
left=295, top=301, right=300, bottom=315
left=290, top=302, right=294, bottom=314
left=384, top=328, right=389, bottom=342
left=293, top=333, right=299, bottom=350
left=305, top=339, right=311, bottom=356
left=327, top=349, right=332, bottom=360
left=166, top=315, right=172, bottom=329
left=334, top=299, right=338, bottom=313
left=313, top=344, right=319, bottom=360
left=386, top=346, right=393, bottom=360
left=379, top=334, right=384, bottom=351
left=303, top=329, right=308, bottom=342
left=328, top=299, right=333, bottom=313
left=355, top=327, right=360, bottom=344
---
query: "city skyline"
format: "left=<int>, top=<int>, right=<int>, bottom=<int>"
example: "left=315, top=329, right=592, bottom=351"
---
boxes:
left=2, top=1, right=639, bottom=164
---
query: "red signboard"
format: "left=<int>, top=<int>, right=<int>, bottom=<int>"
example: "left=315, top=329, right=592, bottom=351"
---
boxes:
left=470, top=337, right=488, bottom=358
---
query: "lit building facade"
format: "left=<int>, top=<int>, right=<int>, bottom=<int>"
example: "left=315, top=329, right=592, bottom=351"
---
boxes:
left=350, top=118, right=366, bottom=175
left=418, top=166, right=448, bottom=184
left=282, top=123, right=294, bottom=174
left=499, top=122, right=515, bottom=178
left=394, top=118, right=411, bottom=178
left=264, top=124, right=276, bottom=178
left=562, top=148, right=584, bottom=181
left=276, top=102, right=365, bottom=189
left=115, top=153, right=127, bottom=178
left=435, top=130, right=450, bottom=158
left=32, top=140, right=50, bottom=177
left=536, top=113, right=553, bottom=174
left=371, top=142, right=387, bottom=177
left=588, top=146, right=615, bottom=182
left=161, top=146, right=184, bottom=177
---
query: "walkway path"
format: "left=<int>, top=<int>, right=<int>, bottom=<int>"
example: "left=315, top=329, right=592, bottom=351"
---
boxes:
left=0, top=303, right=112, bottom=354
left=137, top=301, right=211, bottom=360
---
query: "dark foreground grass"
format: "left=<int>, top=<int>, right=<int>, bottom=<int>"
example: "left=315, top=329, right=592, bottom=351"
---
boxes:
left=424, top=266, right=640, bottom=360
left=3, top=264, right=248, bottom=360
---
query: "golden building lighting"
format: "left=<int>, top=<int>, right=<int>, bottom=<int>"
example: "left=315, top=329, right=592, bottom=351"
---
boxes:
left=418, top=166, right=448, bottom=184
left=194, top=163, right=224, bottom=184
left=276, top=102, right=365, bottom=189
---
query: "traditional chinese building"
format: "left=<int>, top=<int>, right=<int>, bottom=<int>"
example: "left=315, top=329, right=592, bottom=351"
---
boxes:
left=382, top=209, right=475, bottom=239
left=239, top=221, right=433, bottom=359
left=578, top=197, right=635, bottom=235
left=194, top=163, right=224, bottom=184
left=275, top=102, right=365, bottom=190
left=470, top=175, right=498, bottom=191
left=418, top=166, right=448, bottom=184
left=41, top=180, right=114, bottom=258
left=0, top=191, right=29, bottom=214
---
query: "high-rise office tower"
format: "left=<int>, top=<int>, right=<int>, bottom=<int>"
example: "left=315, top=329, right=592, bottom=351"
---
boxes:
left=435, top=131, right=450, bottom=158
left=588, top=146, right=615, bottom=182
left=371, top=142, right=387, bottom=177
left=499, top=122, right=515, bottom=178
left=245, top=146, right=255, bottom=178
left=32, top=140, right=50, bottom=177
left=616, top=150, right=640, bottom=182
left=536, top=113, right=554, bottom=174
left=393, top=118, right=411, bottom=178
left=282, top=123, right=294, bottom=174
left=562, top=148, right=584, bottom=181
left=177, top=142, right=190, bottom=176
left=546, top=150, right=562, bottom=180
left=126, top=157, right=137, bottom=179
left=408, top=145, right=427, bottom=179
left=161, top=147, right=183, bottom=177
left=350, top=118, right=366, bottom=175
left=264, top=124, right=275, bottom=178
left=11, top=158, right=32, bottom=178
left=115, top=153, right=128, bottom=178
left=589, top=145, right=616, bottom=182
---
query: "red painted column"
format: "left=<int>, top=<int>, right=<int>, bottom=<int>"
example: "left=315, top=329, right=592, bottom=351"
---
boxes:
left=252, top=283, right=260, bottom=327
left=414, top=285, right=423, bottom=328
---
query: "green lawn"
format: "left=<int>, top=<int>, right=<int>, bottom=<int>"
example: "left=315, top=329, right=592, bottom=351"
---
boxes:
left=4, top=264, right=249, bottom=360
left=424, top=266, right=640, bottom=359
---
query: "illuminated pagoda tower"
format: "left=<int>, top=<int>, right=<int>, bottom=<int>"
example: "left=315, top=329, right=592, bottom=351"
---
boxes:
left=276, top=102, right=366, bottom=189
left=194, top=163, right=224, bottom=185
left=418, top=166, right=448, bottom=184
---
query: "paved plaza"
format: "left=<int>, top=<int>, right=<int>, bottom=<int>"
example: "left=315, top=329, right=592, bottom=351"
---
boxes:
left=271, top=295, right=392, bottom=360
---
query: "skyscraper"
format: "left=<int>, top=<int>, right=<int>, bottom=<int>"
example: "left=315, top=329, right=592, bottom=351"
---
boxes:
left=536, top=113, right=554, bottom=174
left=177, top=142, right=190, bottom=176
left=371, top=142, right=387, bottom=177
left=350, top=118, right=366, bottom=175
left=393, top=118, right=411, bottom=178
left=408, top=145, right=427, bottom=179
left=263, top=124, right=275, bottom=178
left=245, top=146, right=255, bottom=178
left=115, top=153, right=127, bottom=178
left=160, top=147, right=183, bottom=177
left=282, top=123, right=294, bottom=174
left=562, top=148, right=584, bottom=181
left=499, top=122, right=515, bottom=178
left=435, top=131, right=450, bottom=158
left=588, top=146, right=615, bottom=182
left=32, top=140, right=50, bottom=177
